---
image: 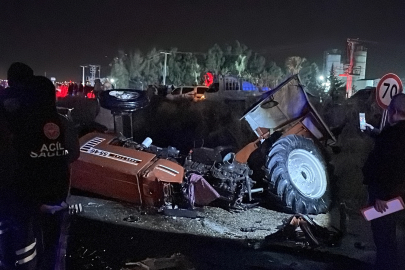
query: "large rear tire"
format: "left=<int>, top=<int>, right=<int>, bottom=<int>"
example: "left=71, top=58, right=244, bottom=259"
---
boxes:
left=265, top=135, right=331, bottom=214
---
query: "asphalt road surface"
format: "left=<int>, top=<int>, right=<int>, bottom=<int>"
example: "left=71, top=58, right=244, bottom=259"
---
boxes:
left=64, top=195, right=375, bottom=270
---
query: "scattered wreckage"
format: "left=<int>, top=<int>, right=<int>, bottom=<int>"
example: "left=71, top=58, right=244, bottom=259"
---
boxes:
left=68, top=74, right=336, bottom=218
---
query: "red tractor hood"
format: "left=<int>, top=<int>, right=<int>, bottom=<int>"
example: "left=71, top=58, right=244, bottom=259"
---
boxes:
left=70, top=132, right=184, bottom=205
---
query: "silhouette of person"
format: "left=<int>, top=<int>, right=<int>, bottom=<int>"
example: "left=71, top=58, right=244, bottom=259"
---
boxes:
left=93, top=78, right=103, bottom=98
left=0, top=63, right=79, bottom=270
left=67, top=83, right=74, bottom=96
left=362, top=93, right=405, bottom=270
left=73, top=83, right=78, bottom=96
left=78, top=81, right=84, bottom=96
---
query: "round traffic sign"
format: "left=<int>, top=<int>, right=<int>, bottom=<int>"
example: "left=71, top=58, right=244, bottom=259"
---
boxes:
left=376, top=73, right=403, bottom=110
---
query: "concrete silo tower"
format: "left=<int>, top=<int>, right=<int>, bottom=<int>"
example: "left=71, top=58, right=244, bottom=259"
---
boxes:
left=323, top=49, right=343, bottom=78
left=353, top=45, right=367, bottom=80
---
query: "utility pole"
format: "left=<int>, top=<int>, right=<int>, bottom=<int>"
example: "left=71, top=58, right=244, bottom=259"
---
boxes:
left=80, top=65, right=87, bottom=84
left=160, top=52, right=171, bottom=85
left=345, top=39, right=360, bottom=98
left=88, top=65, right=101, bottom=86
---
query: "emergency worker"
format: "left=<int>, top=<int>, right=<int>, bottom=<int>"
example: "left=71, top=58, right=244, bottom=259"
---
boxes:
left=362, top=93, right=405, bottom=270
left=0, top=63, right=79, bottom=270
left=0, top=62, right=37, bottom=269
left=28, top=76, right=79, bottom=270
left=0, top=111, right=18, bottom=270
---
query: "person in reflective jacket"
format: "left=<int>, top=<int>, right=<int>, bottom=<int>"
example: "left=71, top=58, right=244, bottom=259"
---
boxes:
left=0, top=63, right=79, bottom=270
left=0, top=62, right=37, bottom=270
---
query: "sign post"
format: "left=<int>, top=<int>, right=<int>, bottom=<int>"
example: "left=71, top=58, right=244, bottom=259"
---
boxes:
left=376, top=73, right=403, bottom=110
left=376, top=73, right=403, bottom=130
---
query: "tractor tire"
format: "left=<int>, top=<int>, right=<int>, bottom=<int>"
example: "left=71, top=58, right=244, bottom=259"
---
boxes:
left=99, top=89, right=149, bottom=112
left=265, top=134, right=331, bottom=215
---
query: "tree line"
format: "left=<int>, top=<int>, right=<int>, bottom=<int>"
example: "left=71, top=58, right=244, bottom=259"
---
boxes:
left=109, top=40, right=342, bottom=98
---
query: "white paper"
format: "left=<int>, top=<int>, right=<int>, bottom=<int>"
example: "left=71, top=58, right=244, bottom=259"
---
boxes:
left=362, top=197, right=405, bottom=221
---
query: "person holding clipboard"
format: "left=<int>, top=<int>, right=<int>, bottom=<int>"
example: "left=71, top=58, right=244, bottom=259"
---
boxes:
left=362, top=93, right=405, bottom=270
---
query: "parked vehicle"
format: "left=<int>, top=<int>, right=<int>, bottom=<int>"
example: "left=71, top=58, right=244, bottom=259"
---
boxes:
left=166, top=86, right=208, bottom=102
left=205, top=75, right=270, bottom=101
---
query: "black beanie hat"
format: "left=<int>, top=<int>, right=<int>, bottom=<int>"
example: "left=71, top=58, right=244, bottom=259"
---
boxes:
left=7, top=62, right=34, bottom=86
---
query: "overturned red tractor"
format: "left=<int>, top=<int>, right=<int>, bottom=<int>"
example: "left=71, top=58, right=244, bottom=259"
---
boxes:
left=69, top=75, right=336, bottom=215
left=240, top=75, right=336, bottom=214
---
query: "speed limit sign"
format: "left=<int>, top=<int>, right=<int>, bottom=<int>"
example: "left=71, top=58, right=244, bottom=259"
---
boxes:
left=376, top=73, right=403, bottom=110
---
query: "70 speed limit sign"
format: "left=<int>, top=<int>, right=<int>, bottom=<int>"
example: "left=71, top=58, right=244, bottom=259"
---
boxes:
left=376, top=73, right=403, bottom=110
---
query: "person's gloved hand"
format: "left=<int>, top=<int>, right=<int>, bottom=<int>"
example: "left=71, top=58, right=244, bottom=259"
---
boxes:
left=374, top=199, right=388, bottom=213
left=40, top=201, right=68, bottom=214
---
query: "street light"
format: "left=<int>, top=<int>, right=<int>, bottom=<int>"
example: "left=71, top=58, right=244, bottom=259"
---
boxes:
left=80, top=65, right=87, bottom=84
left=110, top=78, right=116, bottom=88
left=160, top=52, right=171, bottom=86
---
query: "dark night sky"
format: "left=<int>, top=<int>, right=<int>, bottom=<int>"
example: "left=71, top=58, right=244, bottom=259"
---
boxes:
left=1, top=0, right=405, bottom=81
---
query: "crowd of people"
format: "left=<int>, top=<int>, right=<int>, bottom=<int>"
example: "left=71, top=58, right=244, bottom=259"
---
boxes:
left=55, top=78, right=113, bottom=99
